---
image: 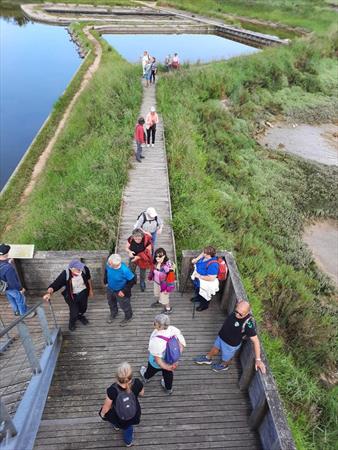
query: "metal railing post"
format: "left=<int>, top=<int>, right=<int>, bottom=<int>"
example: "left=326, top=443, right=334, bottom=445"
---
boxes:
left=16, top=322, right=42, bottom=375
left=36, top=306, right=52, bottom=345
left=47, top=300, right=58, bottom=329
left=0, top=398, right=17, bottom=440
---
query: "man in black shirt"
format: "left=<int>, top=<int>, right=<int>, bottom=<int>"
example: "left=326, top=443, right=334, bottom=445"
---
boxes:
left=194, top=300, right=266, bottom=373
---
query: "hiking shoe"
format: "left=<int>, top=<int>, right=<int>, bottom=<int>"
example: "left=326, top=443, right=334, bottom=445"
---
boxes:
left=112, top=424, right=120, bottom=431
left=140, top=155, right=145, bottom=159
left=69, top=323, right=76, bottom=332
left=106, top=314, right=117, bottom=324
left=139, top=365, right=149, bottom=383
left=211, top=362, right=230, bottom=373
left=151, top=143, right=154, bottom=147
left=120, top=317, right=133, bottom=327
left=14, top=311, right=20, bottom=316
left=163, top=307, right=173, bottom=314
left=160, top=378, right=173, bottom=395
left=150, top=301, right=162, bottom=308
left=78, top=315, right=89, bottom=325
left=125, top=442, right=134, bottom=448
left=146, top=144, right=150, bottom=148
left=136, top=158, right=142, bottom=163
left=140, top=281, right=146, bottom=292
left=194, top=355, right=212, bottom=365
left=26, top=311, right=37, bottom=319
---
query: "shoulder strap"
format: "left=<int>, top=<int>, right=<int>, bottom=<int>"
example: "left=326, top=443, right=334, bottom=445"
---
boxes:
left=241, top=315, right=253, bottom=333
left=206, top=258, right=219, bottom=268
left=157, top=335, right=170, bottom=342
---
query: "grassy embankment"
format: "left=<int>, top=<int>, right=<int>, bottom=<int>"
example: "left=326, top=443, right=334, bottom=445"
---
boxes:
left=157, top=27, right=338, bottom=450
left=1, top=28, right=142, bottom=249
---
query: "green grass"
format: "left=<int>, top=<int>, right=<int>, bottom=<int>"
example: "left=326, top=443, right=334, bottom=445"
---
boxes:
left=159, top=0, right=338, bottom=34
left=157, top=32, right=338, bottom=450
left=0, top=32, right=142, bottom=250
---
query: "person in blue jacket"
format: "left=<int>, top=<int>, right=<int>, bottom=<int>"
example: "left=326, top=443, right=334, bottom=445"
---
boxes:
left=191, top=246, right=219, bottom=311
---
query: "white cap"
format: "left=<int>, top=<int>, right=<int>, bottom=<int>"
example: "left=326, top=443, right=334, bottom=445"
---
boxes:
left=146, top=207, right=157, bottom=218
left=150, top=106, right=156, bottom=113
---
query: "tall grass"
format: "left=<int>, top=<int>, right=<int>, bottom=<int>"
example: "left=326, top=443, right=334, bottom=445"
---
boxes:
left=1, top=34, right=142, bottom=250
left=157, top=33, right=338, bottom=449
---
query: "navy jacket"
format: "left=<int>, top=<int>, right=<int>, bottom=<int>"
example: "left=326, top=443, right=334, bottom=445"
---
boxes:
left=0, top=260, right=22, bottom=291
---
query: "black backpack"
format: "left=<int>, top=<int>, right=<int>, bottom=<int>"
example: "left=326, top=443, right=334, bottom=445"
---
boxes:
left=113, top=383, right=137, bottom=421
left=138, top=211, right=159, bottom=227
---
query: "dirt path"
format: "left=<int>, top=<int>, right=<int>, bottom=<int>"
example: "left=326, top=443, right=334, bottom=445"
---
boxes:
left=303, top=220, right=338, bottom=286
left=19, top=27, right=102, bottom=204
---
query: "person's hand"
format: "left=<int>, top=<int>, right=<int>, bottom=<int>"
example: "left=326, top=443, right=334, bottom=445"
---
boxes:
left=194, top=273, right=200, bottom=279
left=20, top=288, right=26, bottom=294
left=171, top=363, right=178, bottom=371
left=118, top=291, right=125, bottom=298
left=255, top=359, right=266, bottom=374
left=128, top=251, right=135, bottom=258
left=43, top=293, right=51, bottom=302
left=191, top=258, right=198, bottom=264
left=132, top=256, right=140, bottom=262
left=157, top=228, right=162, bottom=235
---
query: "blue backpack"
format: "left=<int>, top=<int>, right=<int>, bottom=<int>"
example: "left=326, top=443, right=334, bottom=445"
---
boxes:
left=157, top=335, right=181, bottom=364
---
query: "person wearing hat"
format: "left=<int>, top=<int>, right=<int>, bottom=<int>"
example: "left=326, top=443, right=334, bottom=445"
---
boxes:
left=134, top=117, right=146, bottom=163
left=43, top=259, right=93, bottom=331
left=133, top=207, right=163, bottom=253
left=145, top=107, right=159, bottom=148
left=0, top=243, right=35, bottom=317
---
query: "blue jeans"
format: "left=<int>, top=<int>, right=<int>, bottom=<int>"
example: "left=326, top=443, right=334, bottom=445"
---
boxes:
left=5, top=289, right=28, bottom=315
left=151, top=231, right=157, bottom=254
left=112, top=423, right=133, bottom=445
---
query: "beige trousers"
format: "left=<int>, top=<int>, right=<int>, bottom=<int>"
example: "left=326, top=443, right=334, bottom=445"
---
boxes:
left=154, top=283, right=169, bottom=305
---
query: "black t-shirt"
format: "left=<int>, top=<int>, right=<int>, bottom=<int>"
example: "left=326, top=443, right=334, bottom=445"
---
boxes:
left=218, top=312, right=257, bottom=346
left=128, top=237, right=146, bottom=255
left=105, top=378, right=143, bottom=428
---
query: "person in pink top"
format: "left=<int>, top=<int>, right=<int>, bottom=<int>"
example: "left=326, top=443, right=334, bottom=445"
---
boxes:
left=148, top=248, right=175, bottom=314
left=145, top=106, right=159, bottom=148
left=134, top=117, right=145, bottom=162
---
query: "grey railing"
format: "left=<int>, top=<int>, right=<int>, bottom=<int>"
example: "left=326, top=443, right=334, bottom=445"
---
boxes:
left=180, top=250, right=296, bottom=450
left=0, top=300, right=61, bottom=450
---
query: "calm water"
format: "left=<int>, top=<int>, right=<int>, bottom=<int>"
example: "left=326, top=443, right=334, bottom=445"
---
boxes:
left=103, top=33, right=258, bottom=64
left=0, top=17, right=80, bottom=190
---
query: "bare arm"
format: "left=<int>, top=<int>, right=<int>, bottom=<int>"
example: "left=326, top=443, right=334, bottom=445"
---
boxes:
left=139, top=388, right=145, bottom=397
left=88, top=279, right=94, bottom=297
left=101, top=396, right=113, bottom=417
left=250, top=336, right=266, bottom=374
left=191, top=252, right=204, bottom=265
left=154, top=356, right=176, bottom=371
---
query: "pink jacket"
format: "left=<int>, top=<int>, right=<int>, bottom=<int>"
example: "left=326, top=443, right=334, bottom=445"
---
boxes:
left=146, top=112, right=159, bottom=129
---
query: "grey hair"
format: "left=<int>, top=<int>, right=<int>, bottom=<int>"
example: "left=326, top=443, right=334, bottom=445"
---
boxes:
left=108, top=253, right=121, bottom=265
left=132, top=228, right=144, bottom=238
left=154, top=313, right=170, bottom=330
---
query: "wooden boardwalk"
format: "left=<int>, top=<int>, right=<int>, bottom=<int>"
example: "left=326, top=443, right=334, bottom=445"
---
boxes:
left=28, top=82, right=260, bottom=449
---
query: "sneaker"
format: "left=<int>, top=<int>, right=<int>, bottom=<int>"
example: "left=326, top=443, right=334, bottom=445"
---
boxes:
left=112, top=424, right=120, bottom=431
left=78, top=315, right=89, bottom=325
left=163, top=307, right=173, bottom=314
left=120, top=317, right=133, bottom=327
left=139, top=365, right=149, bottom=383
left=150, top=301, right=162, bottom=308
left=69, top=323, right=76, bottom=332
left=126, top=442, right=134, bottom=448
left=160, top=378, right=173, bottom=395
left=211, top=362, right=230, bottom=373
left=140, top=155, right=145, bottom=159
left=106, top=314, right=117, bottom=324
left=147, top=144, right=150, bottom=148
left=193, top=355, right=212, bottom=365
left=26, top=311, right=37, bottom=319
left=14, top=311, right=20, bottom=316
left=151, top=144, right=154, bottom=147
left=140, top=281, right=146, bottom=292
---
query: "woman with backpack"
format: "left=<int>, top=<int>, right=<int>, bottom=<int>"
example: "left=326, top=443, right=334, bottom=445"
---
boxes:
left=133, top=207, right=163, bottom=252
left=148, top=248, right=175, bottom=314
left=100, top=362, right=144, bottom=447
left=140, top=314, right=186, bottom=395
left=126, top=228, right=152, bottom=292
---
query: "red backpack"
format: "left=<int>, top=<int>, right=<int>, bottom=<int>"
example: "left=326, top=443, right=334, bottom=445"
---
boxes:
left=206, top=257, right=228, bottom=281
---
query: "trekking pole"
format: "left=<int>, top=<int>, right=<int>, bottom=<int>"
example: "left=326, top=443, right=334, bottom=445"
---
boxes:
left=181, top=263, right=193, bottom=297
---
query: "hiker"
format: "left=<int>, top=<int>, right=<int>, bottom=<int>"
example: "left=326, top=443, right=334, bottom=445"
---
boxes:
left=190, top=246, right=219, bottom=312
left=194, top=300, right=266, bottom=373
left=126, top=229, right=152, bottom=292
left=100, top=362, right=144, bottom=447
left=171, top=53, right=180, bottom=69
left=164, top=54, right=172, bottom=71
left=148, top=248, right=175, bottom=314
left=150, top=57, right=158, bottom=84
left=43, top=259, right=93, bottom=331
left=140, top=313, right=186, bottom=395
left=141, top=50, right=150, bottom=76
left=0, top=244, right=35, bottom=318
left=145, top=106, right=159, bottom=147
left=104, top=253, right=136, bottom=327
left=134, top=117, right=145, bottom=163
left=133, top=207, right=163, bottom=251
left=143, top=60, right=152, bottom=88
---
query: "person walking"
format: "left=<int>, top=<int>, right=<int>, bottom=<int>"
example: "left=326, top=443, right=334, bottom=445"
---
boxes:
left=194, top=300, right=266, bottom=373
left=143, top=60, right=152, bottom=88
left=150, top=57, right=158, bottom=84
left=0, top=244, right=35, bottom=318
left=133, top=207, right=163, bottom=251
left=126, top=229, right=152, bottom=292
left=145, top=107, right=159, bottom=148
left=148, top=248, right=175, bottom=314
left=104, top=254, right=136, bottom=327
left=134, top=117, right=145, bottom=163
left=100, top=362, right=144, bottom=447
left=171, top=53, right=180, bottom=69
left=141, top=50, right=150, bottom=76
left=43, top=259, right=93, bottom=331
left=140, top=314, right=186, bottom=395
left=164, top=54, right=172, bottom=71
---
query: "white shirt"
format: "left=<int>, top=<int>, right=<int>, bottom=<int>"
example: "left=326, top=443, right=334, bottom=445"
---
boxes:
left=148, top=325, right=186, bottom=357
left=71, top=274, right=86, bottom=294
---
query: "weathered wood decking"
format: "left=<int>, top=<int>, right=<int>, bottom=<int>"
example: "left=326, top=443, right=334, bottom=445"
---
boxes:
left=24, top=82, right=261, bottom=448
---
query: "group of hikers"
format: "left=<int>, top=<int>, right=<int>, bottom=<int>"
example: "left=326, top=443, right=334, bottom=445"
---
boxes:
left=0, top=230, right=266, bottom=447
left=141, top=50, right=180, bottom=87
